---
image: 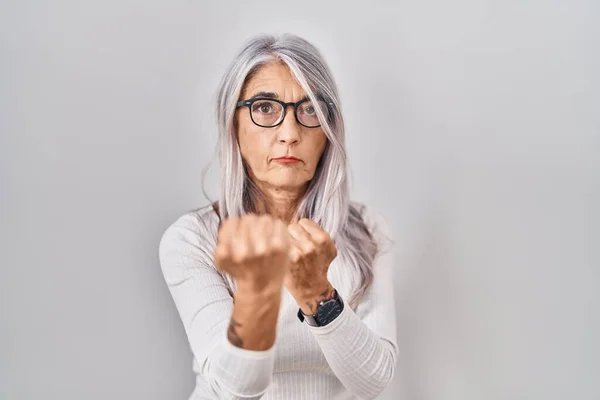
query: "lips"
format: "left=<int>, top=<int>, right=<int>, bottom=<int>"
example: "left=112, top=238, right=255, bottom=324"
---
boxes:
left=273, top=156, right=301, bottom=163
left=273, top=157, right=301, bottom=161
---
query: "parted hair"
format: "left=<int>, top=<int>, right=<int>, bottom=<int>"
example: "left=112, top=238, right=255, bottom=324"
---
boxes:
left=204, top=33, right=378, bottom=308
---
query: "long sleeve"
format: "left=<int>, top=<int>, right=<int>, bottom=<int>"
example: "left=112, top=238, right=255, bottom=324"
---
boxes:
left=158, top=212, right=276, bottom=399
left=307, top=206, right=400, bottom=399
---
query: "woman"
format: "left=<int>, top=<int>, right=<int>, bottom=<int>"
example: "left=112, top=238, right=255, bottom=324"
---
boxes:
left=159, top=33, right=398, bottom=400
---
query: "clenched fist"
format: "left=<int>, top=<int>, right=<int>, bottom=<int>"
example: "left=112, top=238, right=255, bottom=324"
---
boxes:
left=285, top=218, right=338, bottom=314
left=214, top=214, right=291, bottom=293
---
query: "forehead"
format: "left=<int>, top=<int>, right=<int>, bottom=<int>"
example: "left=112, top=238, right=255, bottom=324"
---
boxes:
left=241, top=62, right=306, bottom=99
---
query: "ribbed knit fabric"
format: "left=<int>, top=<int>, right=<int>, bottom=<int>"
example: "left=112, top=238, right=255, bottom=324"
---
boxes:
left=158, top=203, right=399, bottom=400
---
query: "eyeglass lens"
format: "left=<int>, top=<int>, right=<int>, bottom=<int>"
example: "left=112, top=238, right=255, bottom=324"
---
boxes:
left=250, top=100, right=328, bottom=127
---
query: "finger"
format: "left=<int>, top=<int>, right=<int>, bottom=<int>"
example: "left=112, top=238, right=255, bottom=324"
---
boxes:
left=252, top=215, right=273, bottom=255
left=215, top=217, right=238, bottom=267
left=217, top=217, right=236, bottom=244
left=287, top=223, right=316, bottom=253
left=297, top=218, right=331, bottom=245
left=297, top=218, right=321, bottom=231
left=288, top=242, right=302, bottom=263
left=297, top=219, right=336, bottom=252
left=231, top=215, right=253, bottom=263
left=271, top=219, right=290, bottom=252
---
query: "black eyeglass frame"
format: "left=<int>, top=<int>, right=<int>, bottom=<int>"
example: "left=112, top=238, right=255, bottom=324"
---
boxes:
left=235, top=97, right=335, bottom=128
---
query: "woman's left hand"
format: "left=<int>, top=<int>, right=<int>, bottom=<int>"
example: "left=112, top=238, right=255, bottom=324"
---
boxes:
left=285, top=218, right=338, bottom=315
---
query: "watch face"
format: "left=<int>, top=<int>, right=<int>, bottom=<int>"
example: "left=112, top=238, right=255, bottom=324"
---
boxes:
left=316, top=298, right=343, bottom=326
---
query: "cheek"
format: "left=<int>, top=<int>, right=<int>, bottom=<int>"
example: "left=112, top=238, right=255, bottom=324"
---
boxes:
left=307, top=131, right=328, bottom=165
left=237, top=125, right=271, bottom=168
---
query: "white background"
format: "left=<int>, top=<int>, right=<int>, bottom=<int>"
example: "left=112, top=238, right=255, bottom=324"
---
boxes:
left=1, top=1, right=599, bottom=399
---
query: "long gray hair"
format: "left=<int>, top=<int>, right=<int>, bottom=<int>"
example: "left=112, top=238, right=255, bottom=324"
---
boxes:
left=206, top=33, right=377, bottom=308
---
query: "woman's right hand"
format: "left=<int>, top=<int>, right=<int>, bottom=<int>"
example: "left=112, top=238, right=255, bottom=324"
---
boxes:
left=214, top=214, right=291, bottom=294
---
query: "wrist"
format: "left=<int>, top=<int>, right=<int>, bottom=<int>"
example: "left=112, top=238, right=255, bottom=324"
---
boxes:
left=233, top=284, right=282, bottom=324
left=236, top=278, right=283, bottom=299
left=298, top=281, right=335, bottom=315
left=230, top=283, right=282, bottom=351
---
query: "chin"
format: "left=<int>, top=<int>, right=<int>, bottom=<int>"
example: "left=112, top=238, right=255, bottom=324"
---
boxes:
left=272, top=180, right=302, bottom=189
left=269, top=176, right=307, bottom=190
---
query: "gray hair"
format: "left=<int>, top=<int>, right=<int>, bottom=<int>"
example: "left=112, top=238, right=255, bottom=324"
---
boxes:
left=207, top=33, right=377, bottom=308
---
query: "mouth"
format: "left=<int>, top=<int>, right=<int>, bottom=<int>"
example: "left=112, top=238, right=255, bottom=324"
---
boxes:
left=273, top=156, right=302, bottom=164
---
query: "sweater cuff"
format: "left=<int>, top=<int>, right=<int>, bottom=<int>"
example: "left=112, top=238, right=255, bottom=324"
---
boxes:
left=213, top=336, right=277, bottom=396
left=221, top=335, right=277, bottom=359
left=305, top=300, right=353, bottom=336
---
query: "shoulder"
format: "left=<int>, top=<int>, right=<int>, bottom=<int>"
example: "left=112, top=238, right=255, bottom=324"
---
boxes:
left=350, top=201, right=394, bottom=250
left=349, top=201, right=389, bottom=233
left=158, top=204, right=220, bottom=265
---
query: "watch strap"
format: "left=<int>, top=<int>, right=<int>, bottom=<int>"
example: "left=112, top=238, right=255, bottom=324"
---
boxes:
left=297, top=289, right=344, bottom=327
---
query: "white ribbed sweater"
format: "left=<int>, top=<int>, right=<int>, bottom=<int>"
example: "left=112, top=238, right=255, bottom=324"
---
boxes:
left=158, top=203, right=398, bottom=400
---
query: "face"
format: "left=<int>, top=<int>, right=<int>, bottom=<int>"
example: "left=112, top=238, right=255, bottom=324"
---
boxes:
left=236, top=62, right=328, bottom=194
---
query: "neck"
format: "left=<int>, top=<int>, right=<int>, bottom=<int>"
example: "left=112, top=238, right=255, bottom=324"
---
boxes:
left=253, top=182, right=308, bottom=223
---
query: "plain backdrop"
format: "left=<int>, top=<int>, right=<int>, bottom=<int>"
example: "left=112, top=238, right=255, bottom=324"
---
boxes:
left=1, top=1, right=599, bottom=399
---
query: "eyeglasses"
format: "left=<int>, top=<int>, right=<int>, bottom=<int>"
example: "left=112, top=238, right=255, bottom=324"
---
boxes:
left=235, top=97, right=333, bottom=128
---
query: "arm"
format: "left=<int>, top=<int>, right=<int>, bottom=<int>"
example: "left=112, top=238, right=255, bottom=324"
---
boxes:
left=306, top=207, right=399, bottom=399
left=158, top=213, right=280, bottom=399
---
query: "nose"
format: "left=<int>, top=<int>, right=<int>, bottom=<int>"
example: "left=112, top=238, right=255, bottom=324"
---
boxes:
left=276, top=105, right=301, bottom=144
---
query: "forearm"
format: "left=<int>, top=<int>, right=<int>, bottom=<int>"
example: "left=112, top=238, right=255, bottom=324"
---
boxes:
left=228, top=284, right=282, bottom=350
left=309, top=305, right=397, bottom=400
left=205, top=285, right=282, bottom=398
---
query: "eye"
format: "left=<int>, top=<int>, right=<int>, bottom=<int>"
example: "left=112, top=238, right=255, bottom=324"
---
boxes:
left=298, top=101, right=318, bottom=116
left=252, top=101, right=275, bottom=114
left=303, top=105, right=316, bottom=115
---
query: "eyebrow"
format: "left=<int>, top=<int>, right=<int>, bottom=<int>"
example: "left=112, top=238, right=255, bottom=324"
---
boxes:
left=248, top=91, right=311, bottom=103
left=249, top=91, right=278, bottom=99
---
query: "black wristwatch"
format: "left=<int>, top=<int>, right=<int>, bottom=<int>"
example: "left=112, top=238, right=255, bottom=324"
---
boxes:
left=297, top=289, right=344, bottom=327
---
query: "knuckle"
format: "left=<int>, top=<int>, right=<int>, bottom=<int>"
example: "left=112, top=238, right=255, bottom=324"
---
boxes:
left=214, top=248, right=228, bottom=264
left=221, top=217, right=237, bottom=228
left=253, top=240, right=268, bottom=257
left=270, top=233, right=288, bottom=248
left=313, top=236, right=327, bottom=247
left=231, top=247, right=250, bottom=264
left=314, top=235, right=328, bottom=245
left=240, top=214, right=254, bottom=225
left=290, top=252, right=301, bottom=263
left=259, top=214, right=273, bottom=223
